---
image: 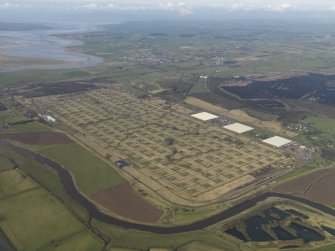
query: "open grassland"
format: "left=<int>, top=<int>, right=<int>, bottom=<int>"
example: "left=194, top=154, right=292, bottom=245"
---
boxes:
left=43, top=230, right=103, bottom=251
left=176, top=241, right=222, bottom=251
left=0, top=110, right=28, bottom=124
left=8, top=121, right=51, bottom=132
left=0, top=156, right=15, bottom=171
left=304, top=116, right=335, bottom=136
left=92, top=219, right=240, bottom=251
left=275, top=165, right=316, bottom=183
left=31, top=142, right=125, bottom=195
left=0, top=170, right=38, bottom=198
left=22, top=87, right=293, bottom=206
left=0, top=69, right=92, bottom=86
left=0, top=156, right=103, bottom=251
left=313, top=245, right=335, bottom=251
left=0, top=145, right=89, bottom=221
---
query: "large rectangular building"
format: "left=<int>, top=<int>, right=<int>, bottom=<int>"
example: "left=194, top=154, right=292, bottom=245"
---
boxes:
left=223, top=123, right=254, bottom=134
left=262, top=136, right=292, bottom=147
left=191, top=112, right=218, bottom=121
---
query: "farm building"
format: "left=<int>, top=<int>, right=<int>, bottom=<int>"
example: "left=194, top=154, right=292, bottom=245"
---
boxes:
left=191, top=112, right=218, bottom=121
left=262, top=136, right=292, bottom=147
left=223, top=123, right=254, bottom=134
left=39, top=114, right=56, bottom=123
left=115, top=160, right=129, bottom=168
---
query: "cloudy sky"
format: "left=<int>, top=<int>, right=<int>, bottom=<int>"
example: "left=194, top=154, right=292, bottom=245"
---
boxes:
left=1, top=0, right=335, bottom=23
left=1, top=0, right=335, bottom=12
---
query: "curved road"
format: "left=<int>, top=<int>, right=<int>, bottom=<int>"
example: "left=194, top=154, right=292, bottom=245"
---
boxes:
left=1, top=140, right=335, bottom=234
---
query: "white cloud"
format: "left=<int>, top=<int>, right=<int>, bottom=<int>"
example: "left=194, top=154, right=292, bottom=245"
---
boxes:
left=0, top=0, right=334, bottom=14
left=159, top=2, right=192, bottom=16
left=228, top=2, right=294, bottom=12
left=159, top=2, right=175, bottom=10
left=0, top=2, right=19, bottom=9
left=230, top=2, right=245, bottom=11
left=177, top=2, right=192, bottom=16
left=80, top=2, right=142, bottom=11
left=266, top=3, right=292, bottom=12
left=82, top=3, right=99, bottom=10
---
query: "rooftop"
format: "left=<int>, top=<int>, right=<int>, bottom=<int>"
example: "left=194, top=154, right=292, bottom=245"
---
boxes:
left=191, top=112, right=218, bottom=121
left=223, top=123, right=254, bottom=134
left=262, top=136, right=292, bottom=147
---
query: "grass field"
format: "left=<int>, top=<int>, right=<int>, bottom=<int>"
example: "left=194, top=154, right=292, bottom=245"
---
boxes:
left=190, top=79, right=209, bottom=93
left=312, top=244, right=335, bottom=251
left=304, top=116, right=335, bottom=136
left=0, top=156, right=15, bottom=171
left=11, top=122, right=51, bottom=132
left=275, top=165, right=316, bottom=183
left=0, top=160, right=103, bottom=251
left=0, top=110, right=28, bottom=124
left=0, top=170, right=38, bottom=198
left=44, top=230, right=103, bottom=251
left=0, top=69, right=91, bottom=86
left=91, top=219, right=240, bottom=250
left=32, top=143, right=125, bottom=195
left=0, top=145, right=89, bottom=220
left=0, top=121, right=52, bottom=133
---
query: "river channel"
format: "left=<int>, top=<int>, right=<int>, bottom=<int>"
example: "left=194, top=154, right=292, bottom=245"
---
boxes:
left=1, top=140, right=335, bottom=234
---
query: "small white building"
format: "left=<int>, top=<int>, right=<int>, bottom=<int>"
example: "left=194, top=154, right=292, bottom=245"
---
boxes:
left=39, top=114, right=56, bottom=123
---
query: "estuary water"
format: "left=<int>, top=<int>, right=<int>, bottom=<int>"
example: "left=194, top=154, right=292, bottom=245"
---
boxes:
left=0, top=24, right=103, bottom=72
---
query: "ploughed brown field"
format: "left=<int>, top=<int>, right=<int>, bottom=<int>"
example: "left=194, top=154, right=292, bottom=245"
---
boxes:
left=91, top=182, right=163, bottom=223
left=274, top=168, right=335, bottom=204
left=0, top=132, right=72, bottom=145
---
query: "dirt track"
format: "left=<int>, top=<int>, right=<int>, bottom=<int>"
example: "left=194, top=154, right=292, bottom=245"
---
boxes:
left=91, top=183, right=163, bottom=223
left=0, top=132, right=72, bottom=145
left=274, top=168, right=335, bottom=204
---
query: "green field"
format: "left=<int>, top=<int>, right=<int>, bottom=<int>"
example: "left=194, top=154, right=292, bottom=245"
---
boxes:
left=0, top=110, right=28, bottom=124
left=32, top=143, right=125, bottom=195
left=0, top=170, right=38, bottom=198
left=92, top=219, right=239, bottom=251
left=304, top=116, right=335, bottom=136
left=275, top=165, right=316, bottom=183
left=312, top=244, right=335, bottom=251
left=190, top=79, right=209, bottom=93
left=0, top=145, right=89, bottom=221
left=12, top=122, right=51, bottom=132
left=0, top=162, right=103, bottom=251
left=0, top=157, right=15, bottom=171
left=0, top=69, right=91, bottom=86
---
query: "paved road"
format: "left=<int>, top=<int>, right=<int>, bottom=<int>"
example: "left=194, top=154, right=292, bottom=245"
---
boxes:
left=1, top=140, right=335, bottom=234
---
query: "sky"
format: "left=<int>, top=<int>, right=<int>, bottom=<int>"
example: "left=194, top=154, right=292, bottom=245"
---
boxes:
left=1, top=0, right=335, bottom=23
